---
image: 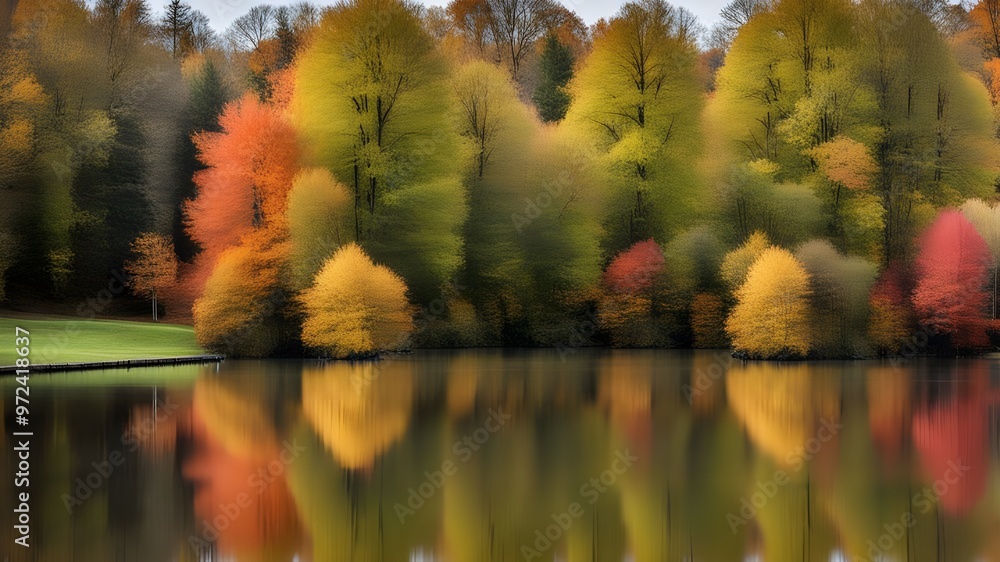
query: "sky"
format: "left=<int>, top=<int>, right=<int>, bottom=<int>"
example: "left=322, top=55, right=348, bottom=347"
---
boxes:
left=179, top=0, right=731, bottom=35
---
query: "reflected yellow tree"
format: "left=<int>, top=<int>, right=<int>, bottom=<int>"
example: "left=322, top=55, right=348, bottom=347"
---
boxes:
left=301, top=361, right=414, bottom=470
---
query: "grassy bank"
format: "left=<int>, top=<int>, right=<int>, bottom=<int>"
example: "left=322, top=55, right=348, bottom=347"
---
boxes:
left=0, top=314, right=204, bottom=366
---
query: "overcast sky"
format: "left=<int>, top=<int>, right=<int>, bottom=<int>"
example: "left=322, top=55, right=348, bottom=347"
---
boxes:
left=178, top=0, right=731, bottom=34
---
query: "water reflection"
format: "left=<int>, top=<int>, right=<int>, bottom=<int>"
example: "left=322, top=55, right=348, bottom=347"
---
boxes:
left=1, top=351, right=999, bottom=561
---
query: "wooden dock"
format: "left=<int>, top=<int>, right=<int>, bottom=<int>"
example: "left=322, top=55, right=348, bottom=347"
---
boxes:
left=0, top=354, right=225, bottom=374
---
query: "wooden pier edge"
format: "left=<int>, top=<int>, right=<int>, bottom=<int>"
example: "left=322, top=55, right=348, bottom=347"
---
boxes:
left=0, top=354, right=225, bottom=374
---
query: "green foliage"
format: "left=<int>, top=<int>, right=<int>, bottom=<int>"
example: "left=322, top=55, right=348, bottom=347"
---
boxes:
left=795, top=240, right=877, bottom=357
left=293, top=0, right=468, bottom=300
left=566, top=0, right=703, bottom=250
left=287, top=168, right=351, bottom=291
left=715, top=164, right=824, bottom=246
left=533, top=35, right=573, bottom=123
left=299, top=243, right=414, bottom=358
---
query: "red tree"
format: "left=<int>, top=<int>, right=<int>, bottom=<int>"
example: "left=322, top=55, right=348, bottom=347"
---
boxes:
left=603, top=239, right=665, bottom=294
left=912, top=211, right=993, bottom=348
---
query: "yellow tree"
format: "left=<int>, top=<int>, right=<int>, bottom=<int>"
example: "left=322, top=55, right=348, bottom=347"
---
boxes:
left=124, top=232, right=178, bottom=321
left=298, top=243, right=414, bottom=359
left=720, top=230, right=771, bottom=294
left=726, top=247, right=812, bottom=358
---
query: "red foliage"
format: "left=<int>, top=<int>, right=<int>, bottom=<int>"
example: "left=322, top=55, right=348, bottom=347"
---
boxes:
left=912, top=373, right=991, bottom=516
left=872, top=261, right=912, bottom=305
left=912, top=211, right=993, bottom=348
left=603, top=239, right=665, bottom=295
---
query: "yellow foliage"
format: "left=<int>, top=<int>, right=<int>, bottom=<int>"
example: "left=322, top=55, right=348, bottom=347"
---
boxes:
left=193, top=235, right=287, bottom=357
left=299, top=243, right=414, bottom=358
left=301, top=362, right=413, bottom=469
left=720, top=231, right=771, bottom=292
left=868, top=297, right=911, bottom=354
left=808, top=136, right=877, bottom=191
left=726, top=247, right=813, bottom=358
left=287, top=168, right=351, bottom=290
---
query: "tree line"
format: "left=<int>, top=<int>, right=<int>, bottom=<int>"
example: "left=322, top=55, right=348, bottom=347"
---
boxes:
left=4, top=0, right=1000, bottom=358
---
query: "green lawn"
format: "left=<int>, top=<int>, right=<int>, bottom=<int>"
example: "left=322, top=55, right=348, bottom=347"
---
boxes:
left=0, top=315, right=204, bottom=366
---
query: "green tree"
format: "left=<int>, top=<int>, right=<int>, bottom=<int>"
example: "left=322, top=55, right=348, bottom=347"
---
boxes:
left=287, top=168, right=352, bottom=291
left=533, top=34, right=573, bottom=122
left=795, top=239, right=877, bottom=357
left=294, top=0, right=469, bottom=300
left=566, top=0, right=703, bottom=251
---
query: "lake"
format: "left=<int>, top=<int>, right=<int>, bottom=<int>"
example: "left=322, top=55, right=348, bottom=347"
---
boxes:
left=1, top=350, right=998, bottom=561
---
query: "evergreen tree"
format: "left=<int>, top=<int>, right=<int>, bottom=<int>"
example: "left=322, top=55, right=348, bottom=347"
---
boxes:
left=173, top=60, right=229, bottom=261
left=533, top=34, right=573, bottom=122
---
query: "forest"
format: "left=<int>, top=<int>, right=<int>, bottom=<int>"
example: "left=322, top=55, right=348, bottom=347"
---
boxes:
left=4, top=0, right=1000, bottom=359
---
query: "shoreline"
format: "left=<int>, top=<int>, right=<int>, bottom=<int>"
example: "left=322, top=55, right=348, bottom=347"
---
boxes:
left=0, top=354, right=225, bottom=375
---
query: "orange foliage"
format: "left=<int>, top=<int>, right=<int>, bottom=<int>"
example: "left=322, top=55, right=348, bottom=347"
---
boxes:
left=124, top=232, right=178, bottom=301
left=184, top=94, right=299, bottom=261
left=808, top=136, right=877, bottom=191
left=690, top=292, right=729, bottom=349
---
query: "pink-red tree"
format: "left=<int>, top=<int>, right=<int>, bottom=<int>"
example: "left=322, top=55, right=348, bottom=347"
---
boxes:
left=602, top=239, right=665, bottom=295
left=912, top=211, right=993, bottom=349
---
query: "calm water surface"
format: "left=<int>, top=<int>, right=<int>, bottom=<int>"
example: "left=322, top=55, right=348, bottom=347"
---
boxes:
left=2, top=350, right=999, bottom=561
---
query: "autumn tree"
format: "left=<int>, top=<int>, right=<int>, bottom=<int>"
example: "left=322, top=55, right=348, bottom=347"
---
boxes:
left=483, top=0, right=563, bottom=82
left=454, top=60, right=601, bottom=344
left=720, top=231, right=771, bottom=294
left=912, top=210, right=993, bottom=349
left=869, top=262, right=914, bottom=354
left=298, top=243, right=414, bottom=358
left=448, top=0, right=494, bottom=56
left=726, top=247, right=813, bottom=358
left=193, top=233, right=289, bottom=357
left=566, top=0, right=703, bottom=251
left=287, top=168, right=351, bottom=291
left=294, top=0, right=468, bottom=299
left=125, top=232, right=178, bottom=321
left=184, top=93, right=299, bottom=262
left=93, top=0, right=154, bottom=109
left=533, top=34, right=573, bottom=122
left=598, top=239, right=668, bottom=347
